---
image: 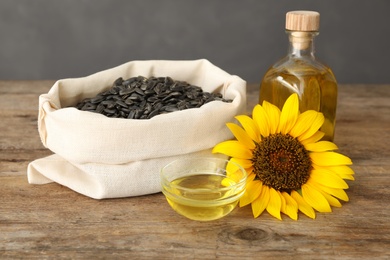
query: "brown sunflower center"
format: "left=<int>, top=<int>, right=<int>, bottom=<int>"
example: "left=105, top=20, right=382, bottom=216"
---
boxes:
left=252, top=133, right=312, bottom=192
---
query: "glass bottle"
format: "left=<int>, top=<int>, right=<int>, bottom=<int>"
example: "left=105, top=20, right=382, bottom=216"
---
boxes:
left=259, top=11, right=337, bottom=141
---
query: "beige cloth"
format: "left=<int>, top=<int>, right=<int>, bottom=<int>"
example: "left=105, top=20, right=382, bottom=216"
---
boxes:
left=27, top=59, right=247, bottom=199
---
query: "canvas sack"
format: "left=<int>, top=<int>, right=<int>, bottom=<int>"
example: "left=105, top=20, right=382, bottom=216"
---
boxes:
left=27, top=59, right=247, bottom=199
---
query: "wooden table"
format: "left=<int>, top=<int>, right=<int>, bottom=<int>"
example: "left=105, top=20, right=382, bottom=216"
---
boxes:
left=1, top=81, right=389, bottom=259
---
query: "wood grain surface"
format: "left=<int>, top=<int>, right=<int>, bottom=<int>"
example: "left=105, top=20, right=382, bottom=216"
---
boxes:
left=1, top=81, right=389, bottom=259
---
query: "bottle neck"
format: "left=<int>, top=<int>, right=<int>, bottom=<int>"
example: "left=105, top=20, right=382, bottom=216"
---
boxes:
left=287, top=30, right=318, bottom=58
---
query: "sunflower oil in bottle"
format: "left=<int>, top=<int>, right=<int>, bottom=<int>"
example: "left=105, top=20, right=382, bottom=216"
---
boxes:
left=259, top=11, right=337, bottom=141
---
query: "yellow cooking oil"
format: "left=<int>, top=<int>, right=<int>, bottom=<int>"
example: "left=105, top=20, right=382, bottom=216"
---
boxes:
left=259, top=65, right=337, bottom=141
left=260, top=11, right=338, bottom=141
left=164, top=174, right=242, bottom=221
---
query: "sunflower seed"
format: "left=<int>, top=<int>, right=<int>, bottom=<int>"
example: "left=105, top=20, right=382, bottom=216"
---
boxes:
left=81, top=103, right=96, bottom=110
left=75, top=75, right=232, bottom=119
left=119, top=88, right=135, bottom=96
left=90, top=96, right=104, bottom=104
left=116, top=100, right=128, bottom=108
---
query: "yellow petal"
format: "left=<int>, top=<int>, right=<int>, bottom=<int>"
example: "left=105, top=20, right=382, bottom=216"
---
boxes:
left=240, top=180, right=262, bottom=207
left=235, top=115, right=261, bottom=143
left=278, top=93, right=299, bottom=134
left=302, top=183, right=332, bottom=213
left=253, top=104, right=270, bottom=137
left=289, top=110, right=318, bottom=138
left=324, top=165, right=355, bottom=175
left=251, top=184, right=270, bottom=218
left=226, top=123, right=256, bottom=150
left=291, top=190, right=316, bottom=219
left=300, top=131, right=325, bottom=146
left=243, top=168, right=253, bottom=178
left=221, top=177, right=236, bottom=187
left=281, top=192, right=298, bottom=220
left=312, top=163, right=355, bottom=180
left=298, top=113, right=325, bottom=142
left=246, top=171, right=256, bottom=182
left=227, top=170, right=243, bottom=184
left=226, top=158, right=248, bottom=183
left=262, top=101, right=280, bottom=134
left=319, top=189, right=342, bottom=207
left=318, top=165, right=355, bottom=180
left=280, top=191, right=286, bottom=213
left=229, top=157, right=254, bottom=170
left=226, top=159, right=240, bottom=174
left=212, top=140, right=252, bottom=159
left=337, top=174, right=355, bottom=181
left=310, top=152, right=353, bottom=166
left=266, top=188, right=282, bottom=220
left=310, top=183, right=349, bottom=202
left=305, top=141, right=338, bottom=152
left=309, top=169, right=349, bottom=189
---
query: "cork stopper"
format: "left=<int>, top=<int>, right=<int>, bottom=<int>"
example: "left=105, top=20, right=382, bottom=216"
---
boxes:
left=286, top=11, right=320, bottom=31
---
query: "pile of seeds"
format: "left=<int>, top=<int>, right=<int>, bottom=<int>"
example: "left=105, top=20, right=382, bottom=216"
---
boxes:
left=75, top=76, right=232, bottom=119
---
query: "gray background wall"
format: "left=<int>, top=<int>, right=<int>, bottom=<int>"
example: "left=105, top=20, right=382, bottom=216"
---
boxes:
left=1, top=0, right=389, bottom=84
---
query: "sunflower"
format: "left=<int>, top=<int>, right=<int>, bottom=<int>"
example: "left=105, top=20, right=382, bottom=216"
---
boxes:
left=213, top=93, right=354, bottom=220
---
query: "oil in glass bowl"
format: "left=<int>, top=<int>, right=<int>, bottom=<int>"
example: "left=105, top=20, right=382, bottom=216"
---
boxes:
left=160, top=157, right=247, bottom=221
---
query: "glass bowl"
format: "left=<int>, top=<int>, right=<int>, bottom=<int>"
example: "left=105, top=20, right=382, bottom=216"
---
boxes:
left=160, top=157, right=247, bottom=221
